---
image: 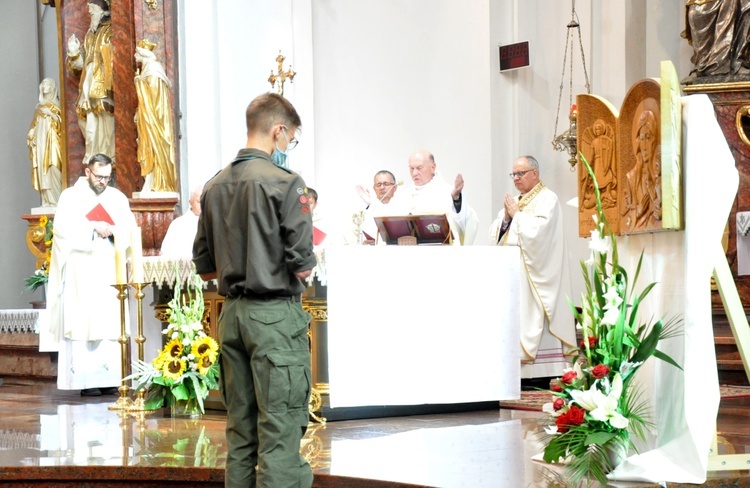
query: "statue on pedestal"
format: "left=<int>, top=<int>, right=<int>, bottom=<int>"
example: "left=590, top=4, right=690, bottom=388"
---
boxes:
left=134, top=39, right=178, bottom=193
left=683, top=0, right=750, bottom=79
left=26, top=78, right=63, bottom=208
left=65, top=0, right=114, bottom=165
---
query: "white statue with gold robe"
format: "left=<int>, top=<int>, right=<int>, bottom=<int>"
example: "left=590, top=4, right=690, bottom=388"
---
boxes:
left=27, top=78, right=63, bottom=207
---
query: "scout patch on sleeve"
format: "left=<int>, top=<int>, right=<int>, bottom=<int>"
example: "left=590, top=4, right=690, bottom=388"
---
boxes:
left=298, top=187, right=311, bottom=214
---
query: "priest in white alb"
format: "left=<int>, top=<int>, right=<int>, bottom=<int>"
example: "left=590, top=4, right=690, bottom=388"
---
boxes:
left=46, top=153, right=137, bottom=396
left=388, top=150, right=479, bottom=245
left=489, top=155, right=576, bottom=379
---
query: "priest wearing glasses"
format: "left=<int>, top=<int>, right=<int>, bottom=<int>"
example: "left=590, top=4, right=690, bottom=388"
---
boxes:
left=46, top=153, right=137, bottom=396
left=489, top=155, right=576, bottom=381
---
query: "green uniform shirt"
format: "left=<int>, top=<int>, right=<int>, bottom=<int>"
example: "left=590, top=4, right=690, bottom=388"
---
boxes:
left=193, top=148, right=316, bottom=297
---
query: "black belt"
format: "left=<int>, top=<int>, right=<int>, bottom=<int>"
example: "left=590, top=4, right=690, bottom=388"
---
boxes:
left=235, top=292, right=301, bottom=303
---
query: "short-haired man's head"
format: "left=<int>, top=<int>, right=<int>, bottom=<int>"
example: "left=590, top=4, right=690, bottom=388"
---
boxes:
left=88, top=153, right=113, bottom=168
left=245, top=93, right=301, bottom=135
left=512, top=155, right=540, bottom=194
left=374, top=170, right=396, bottom=184
left=85, top=154, right=113, bottom=194
left=373, top=170, right=397, bottom=202
left=408, top=150, right=436, bottom=187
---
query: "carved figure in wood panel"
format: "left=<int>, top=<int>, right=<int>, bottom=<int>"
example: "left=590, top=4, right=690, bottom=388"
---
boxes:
left=579, top=119, right=617, bottom=210
left=65, top=0, right=115, bottom=166
left=623, top=110, right=662, bottom=230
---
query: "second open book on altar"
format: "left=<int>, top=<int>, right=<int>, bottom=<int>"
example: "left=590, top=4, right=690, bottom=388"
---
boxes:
left=374, top=214, right=453, bottom=245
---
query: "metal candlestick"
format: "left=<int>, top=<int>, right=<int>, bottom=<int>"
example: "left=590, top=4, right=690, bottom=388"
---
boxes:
left=128, top=282, right=151, bottom=412
left=109, top=283, right=134, bottom=410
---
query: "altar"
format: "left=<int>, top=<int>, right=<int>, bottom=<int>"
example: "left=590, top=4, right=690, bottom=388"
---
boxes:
left=324, top=245, right=522, bottom=410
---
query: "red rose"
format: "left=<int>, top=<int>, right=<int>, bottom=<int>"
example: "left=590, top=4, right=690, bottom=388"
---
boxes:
left=591, top=364, right=610, bottom=379
left=567, top=405, right=586, bottom=426
left=555, top=411, right=570, bottom=433
left=553, top=397, right=565, bottom=411
left=561, top=371, right=577, bottom=384
left=551, top=382, right=563, bottom=392
left=580, top=335, right=598, bottom=349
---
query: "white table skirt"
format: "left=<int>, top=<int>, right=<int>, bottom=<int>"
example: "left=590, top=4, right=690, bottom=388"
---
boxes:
left=326, top=245, right=521, bottom=408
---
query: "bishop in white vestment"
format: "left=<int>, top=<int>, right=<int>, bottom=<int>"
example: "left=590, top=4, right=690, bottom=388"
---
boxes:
left=489, top=155, right=576, bottom=378
left=47, top=154, right=137, bottom=394
left=388, top=150, right=478, bottom=245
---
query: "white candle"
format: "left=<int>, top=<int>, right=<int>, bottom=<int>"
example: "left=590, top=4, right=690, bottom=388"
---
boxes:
left=131, top=227, right=144, bottom=283
left=114, top=234, right=126, bottom=285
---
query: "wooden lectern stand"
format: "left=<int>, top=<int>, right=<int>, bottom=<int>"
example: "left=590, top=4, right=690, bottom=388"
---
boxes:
left=374, top=214, right=453, bottom=245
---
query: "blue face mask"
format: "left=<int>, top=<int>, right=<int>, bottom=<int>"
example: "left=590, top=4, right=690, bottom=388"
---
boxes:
left=271, top=146, right=288, bottom=168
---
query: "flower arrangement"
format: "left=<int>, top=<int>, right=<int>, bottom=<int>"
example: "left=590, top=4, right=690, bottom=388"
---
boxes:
left=540, top=155, right=682, bottom=486
left=25, top=215, right=54, bottom=292
left=127, top=272, right=220, bottom=414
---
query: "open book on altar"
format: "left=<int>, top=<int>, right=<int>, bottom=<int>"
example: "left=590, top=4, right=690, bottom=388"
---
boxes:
left=374, top=214, right=453, bottom=245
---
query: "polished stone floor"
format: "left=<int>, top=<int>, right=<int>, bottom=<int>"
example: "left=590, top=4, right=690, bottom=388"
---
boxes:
left=1, top=378, right=749, bottom=487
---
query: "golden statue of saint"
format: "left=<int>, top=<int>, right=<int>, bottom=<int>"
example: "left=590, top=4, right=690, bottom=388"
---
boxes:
left=134, top=40, right=178, bottom=193
left=27, top=78, right=63, bottom=207
left=66, top=0, right=114, bottom=165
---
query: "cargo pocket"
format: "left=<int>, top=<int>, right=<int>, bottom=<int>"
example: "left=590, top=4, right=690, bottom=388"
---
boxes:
left=266, top=349, right=311, bottom=413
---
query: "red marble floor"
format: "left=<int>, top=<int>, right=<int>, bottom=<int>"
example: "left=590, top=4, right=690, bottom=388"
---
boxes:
left=0, top=378, right=749, bottom=487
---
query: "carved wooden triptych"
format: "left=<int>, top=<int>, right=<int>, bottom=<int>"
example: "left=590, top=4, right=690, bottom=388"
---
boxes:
left=576, top=61, right=684, bottom=238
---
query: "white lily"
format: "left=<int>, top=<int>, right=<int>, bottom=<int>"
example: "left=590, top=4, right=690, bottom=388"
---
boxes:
left=544, top=425, right=559, bottom=435
left=570, top=386, right=598, bottom=411
left=589, top=373, right=629, bottom=429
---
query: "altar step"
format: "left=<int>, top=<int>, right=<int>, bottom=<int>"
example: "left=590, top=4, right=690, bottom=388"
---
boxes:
left=713, top=312, right=750, bottom=386
left=0, top=332, right=56, bottom=380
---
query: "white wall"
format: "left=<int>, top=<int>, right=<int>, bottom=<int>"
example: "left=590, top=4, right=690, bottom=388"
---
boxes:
left=0, top=1, right=47, bottom=309
left=311, top=0, right=493, bottom=240
left=179, top=0, right=315, bottom=194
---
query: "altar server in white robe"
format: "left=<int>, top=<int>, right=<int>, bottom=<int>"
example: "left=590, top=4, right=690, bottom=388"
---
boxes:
left=489, top=155, right=576, bottom=378
left=47, top=153, right=137, bottom=396
left=388, top=150, right=479, bottom=245
left=160, top=186, right=201, bottom=258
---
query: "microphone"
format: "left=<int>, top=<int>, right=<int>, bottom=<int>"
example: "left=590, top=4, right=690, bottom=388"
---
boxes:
left=378, top=180, right=403, bottom=203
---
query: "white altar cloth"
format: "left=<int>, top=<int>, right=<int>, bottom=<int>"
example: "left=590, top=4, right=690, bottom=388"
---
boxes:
left=326, top=245, right=521, bottom=408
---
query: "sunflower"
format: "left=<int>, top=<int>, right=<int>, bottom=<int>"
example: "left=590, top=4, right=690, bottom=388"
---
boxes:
left=196, top=354, right=215, bottom=375
left=162, top=358, right=186, bottom=380
left=151, top=350, right=168, bottom=370
left=164, top=338, right=183, bottom=358
left=191, top=336, right=219, bottom=358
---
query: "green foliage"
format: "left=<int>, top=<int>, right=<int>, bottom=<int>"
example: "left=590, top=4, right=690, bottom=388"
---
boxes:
left=540, top=154, right=682, bottom=486
left=124, top=269, right=220, bottom=414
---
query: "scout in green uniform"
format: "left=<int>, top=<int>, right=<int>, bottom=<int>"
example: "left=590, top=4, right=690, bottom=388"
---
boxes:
left=194, top=93, right=316, bottom=488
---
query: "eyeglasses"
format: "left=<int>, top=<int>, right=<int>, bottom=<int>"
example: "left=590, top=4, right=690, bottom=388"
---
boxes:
left=90, top=173, right=112, bottom=183
left=509, top=169, right=534, bottom=179
left=281, top=126, right=299, bottom=151
left=374, top=182, right=395, bottom=188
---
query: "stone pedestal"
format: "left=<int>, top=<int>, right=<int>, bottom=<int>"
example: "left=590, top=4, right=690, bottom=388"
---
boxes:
left=128, top=197, right=178, bottom=256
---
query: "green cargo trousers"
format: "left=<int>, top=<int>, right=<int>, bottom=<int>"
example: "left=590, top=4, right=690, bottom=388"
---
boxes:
left=219, top=296, right=313, bottom=488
